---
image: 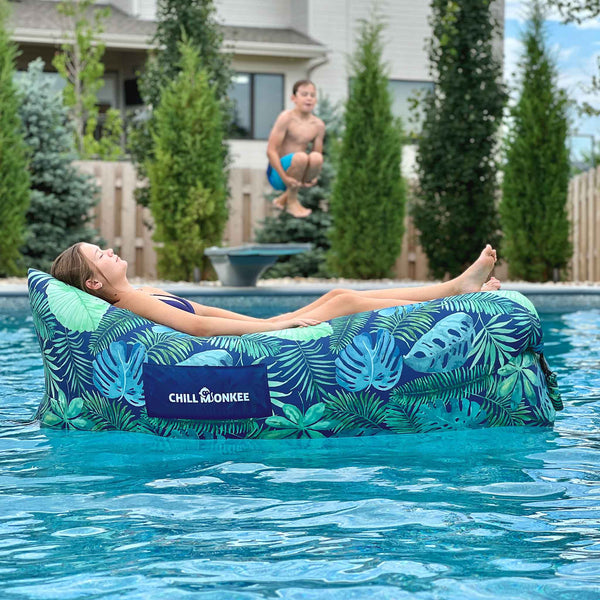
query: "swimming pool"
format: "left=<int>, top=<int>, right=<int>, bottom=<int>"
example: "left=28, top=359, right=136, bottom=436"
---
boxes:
left=1, top=294, right=599, bottom=599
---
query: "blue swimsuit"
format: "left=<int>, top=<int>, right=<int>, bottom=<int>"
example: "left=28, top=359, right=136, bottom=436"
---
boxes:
left=152, top=294, right=195, bottom=314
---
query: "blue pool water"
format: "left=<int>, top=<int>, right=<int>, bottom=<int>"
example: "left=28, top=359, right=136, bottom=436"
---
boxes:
left=1, top=295, right=600, bottom=599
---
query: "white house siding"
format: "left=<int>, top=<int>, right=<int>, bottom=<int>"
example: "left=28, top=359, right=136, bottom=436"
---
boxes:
left=109, top=0, right=157, bottom=20
left=215, top=0, right=291, bottom=29
left=229, top=54, right=310, bottom=169
left=307, top=0, right=432, bottom=107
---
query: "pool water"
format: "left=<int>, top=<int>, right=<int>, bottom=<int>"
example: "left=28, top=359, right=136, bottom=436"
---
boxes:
left=1, top=295, right=599, bottom=599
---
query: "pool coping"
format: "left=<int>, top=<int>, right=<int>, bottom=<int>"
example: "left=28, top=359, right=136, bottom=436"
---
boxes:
left=2, top=280, right=600, bottom=297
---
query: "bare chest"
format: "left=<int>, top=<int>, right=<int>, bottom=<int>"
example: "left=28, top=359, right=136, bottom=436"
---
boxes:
left=284, top=117, right=320, bottom=146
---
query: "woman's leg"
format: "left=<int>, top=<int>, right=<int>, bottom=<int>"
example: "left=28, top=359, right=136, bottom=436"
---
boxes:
left=270, top=245, right=498, bottom=321
left=299, top=292, right=415, bottom=322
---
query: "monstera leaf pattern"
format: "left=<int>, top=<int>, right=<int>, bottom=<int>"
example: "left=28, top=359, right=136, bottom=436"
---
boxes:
left=404, top=313, right=475, bottom=373
left=47, top=280, right=109, bottom=332
left=93, top=341, right=146, bottom=406
left=336, top=329, right=402, bottom=392
left=27, top=268, right=561, bottom=439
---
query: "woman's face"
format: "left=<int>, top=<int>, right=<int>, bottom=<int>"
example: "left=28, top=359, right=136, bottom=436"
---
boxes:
left=80, top=243, right=128, bottom=287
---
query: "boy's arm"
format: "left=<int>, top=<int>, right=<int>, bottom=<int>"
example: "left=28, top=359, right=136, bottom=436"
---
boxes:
left=312, top=119, right=326, bottom=154
left=266, top=112, right=301, bottom=188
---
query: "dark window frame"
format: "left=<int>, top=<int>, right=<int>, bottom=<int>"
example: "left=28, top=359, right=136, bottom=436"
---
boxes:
left=229, top=71, right=285, bottom=140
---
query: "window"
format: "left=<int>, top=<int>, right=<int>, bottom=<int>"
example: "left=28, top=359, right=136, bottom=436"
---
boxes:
left=388, top=80, right=434, bottom=135
left=230, top=72, right=284, bottom=140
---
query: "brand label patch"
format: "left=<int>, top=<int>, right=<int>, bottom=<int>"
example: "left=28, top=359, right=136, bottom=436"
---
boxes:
left=143, top=364, right=271, bottom=420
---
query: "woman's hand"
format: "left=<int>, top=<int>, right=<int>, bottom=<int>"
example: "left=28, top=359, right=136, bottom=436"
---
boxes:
left=278, top=317, right=321, bottom=329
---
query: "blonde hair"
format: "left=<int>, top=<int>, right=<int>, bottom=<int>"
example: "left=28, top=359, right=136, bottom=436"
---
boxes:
left=51, top=243, right=107, bottom=300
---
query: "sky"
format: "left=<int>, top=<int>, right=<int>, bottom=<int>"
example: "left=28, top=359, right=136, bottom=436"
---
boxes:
left=504, top=0, right=600, bottom=163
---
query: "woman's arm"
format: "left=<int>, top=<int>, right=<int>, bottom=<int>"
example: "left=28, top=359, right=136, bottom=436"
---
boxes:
left=137, top=287, right=266, bottom=322
left=119, top=292, right=317, bottom=337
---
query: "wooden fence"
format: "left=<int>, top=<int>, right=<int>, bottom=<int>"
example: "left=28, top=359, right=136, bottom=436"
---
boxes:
left=80, top=160, right=430, bottom=281
left=569, top=165, right=600, bottom=282
left=79, top=160, right=600, bottom=282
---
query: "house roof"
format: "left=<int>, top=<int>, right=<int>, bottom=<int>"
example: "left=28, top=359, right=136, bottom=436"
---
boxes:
left=8, top=0, right=327, bottom=57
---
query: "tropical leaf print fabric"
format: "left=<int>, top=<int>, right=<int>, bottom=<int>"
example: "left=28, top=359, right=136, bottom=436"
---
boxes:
left=28, top=270, right=562, bottom=439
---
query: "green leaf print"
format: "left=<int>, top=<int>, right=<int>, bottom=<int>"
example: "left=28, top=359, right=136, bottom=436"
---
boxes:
left=329, top=312, right=370, bottom=353
left=266, top=322, right=333, bottom=341
left=497, top=352, right=541, bottom=409
left=269, top=340, right=336, bottom=406
left=29, top=289, right=56, bottom=340
left=414, top=398, right=488, bottom=432
left=41, top=391, right=94, bottom=430
left=262, top=402, right=333, bottom=439
left=82, top=390, right=137, bottom=431
left=391, top=365, right=497, bottom=407
left=372, top=304, right=438, bottom=349
left=323, top=389, right=388, bottom=435
left=47, top=280, right=109, bottom=332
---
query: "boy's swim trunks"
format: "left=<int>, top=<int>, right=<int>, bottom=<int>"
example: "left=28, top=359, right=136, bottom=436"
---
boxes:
left=266, top=153, right=294, bottom=191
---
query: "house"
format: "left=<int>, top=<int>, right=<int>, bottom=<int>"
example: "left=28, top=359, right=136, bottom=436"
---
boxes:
left=7, top=0, right=505, bottom=278
left=9, top=0, right=497, bottom=173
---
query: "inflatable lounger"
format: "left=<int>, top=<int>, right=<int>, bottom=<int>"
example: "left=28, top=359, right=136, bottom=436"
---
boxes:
left=28, top=270, right=563, bottom=439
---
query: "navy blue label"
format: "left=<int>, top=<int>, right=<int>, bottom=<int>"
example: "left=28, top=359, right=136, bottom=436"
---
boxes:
left=143, top=364, right=271, bottom=420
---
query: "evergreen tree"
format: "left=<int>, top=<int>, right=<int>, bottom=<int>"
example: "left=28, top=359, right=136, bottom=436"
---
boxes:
left=18, top=59, right=100, bottom=272
left=255, top=98, right=342, bottom=278
left=328, top=16, right=406, bottom=279
left=52, top=0, right=123, bottom=159
left=413, top=0, right=506, bottom=278
left=147, top=42, right=228, bottom=281
left=0, top=0, right=30, bottom=276
left=500, top=1, right=571, bottom=281
left=130, top=0, right=232, bottom=207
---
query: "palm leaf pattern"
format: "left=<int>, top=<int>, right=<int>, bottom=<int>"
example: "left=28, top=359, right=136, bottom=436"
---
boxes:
left=49, top=329, right=94, bottom=396
left=372, top=304, right=439, bottom=350
left=329, top=312, right=370, bottom=354
left=89, top=310, right=149, bottom=353
left=323, top=390, right=388, bottom=435
left=269, top=340, right=336, bottom=408
left=206, top=333, right=281, bottom=359
left=440, top=293, right=522, bottom=317
left=29, top=289, right=56, bottom=340
left=28, top=269, right=560, bottom=439
left=391, top=366, right=497, bottom=407
left=469, top=313, right=533, bottom=369
left=82, top=390, right=138, bottom=431
left=131, top=328, right=195, bottom=365
left=384, top=402, right=422, bottom=434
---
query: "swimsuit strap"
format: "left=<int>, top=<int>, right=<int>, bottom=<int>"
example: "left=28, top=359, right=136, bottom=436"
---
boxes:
left=151, top=293, right=195, bottom=314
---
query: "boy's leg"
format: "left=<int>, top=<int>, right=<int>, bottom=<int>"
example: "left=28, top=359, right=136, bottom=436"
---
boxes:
left=302, top=152, right=323, bottom=187
left=283, top=153, right=312, bottom=217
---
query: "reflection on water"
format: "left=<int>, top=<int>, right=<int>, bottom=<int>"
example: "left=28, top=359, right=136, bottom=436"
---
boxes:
left=1, top=298, right=600, bottom=599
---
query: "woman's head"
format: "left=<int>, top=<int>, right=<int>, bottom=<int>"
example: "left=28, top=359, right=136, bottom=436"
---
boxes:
left=51, top=243, right=127, bottom=300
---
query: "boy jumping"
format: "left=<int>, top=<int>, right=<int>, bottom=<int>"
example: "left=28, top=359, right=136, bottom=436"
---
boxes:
left=266, top=80, right=325, bottom=218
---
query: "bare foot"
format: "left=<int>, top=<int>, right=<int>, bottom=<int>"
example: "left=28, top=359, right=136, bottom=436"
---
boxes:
left=285, top=199, right=312, bottom=218
left=456, top=244, right=497, bottom=294
left=273, top=192, right=288, bottom=210
left=481, top=276, right=501, bottom=292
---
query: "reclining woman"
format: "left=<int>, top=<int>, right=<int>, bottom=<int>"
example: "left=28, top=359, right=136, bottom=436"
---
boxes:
left=51, top=243, right=501, bottom=338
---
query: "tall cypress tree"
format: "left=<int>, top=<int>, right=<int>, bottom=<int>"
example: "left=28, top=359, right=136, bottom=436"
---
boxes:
left=129, top=0, right=232, bottom=207
left=0, top=0, right=30, bottom=276
left=18, top=59, right=100, bottom=272
left=413, top=0, right=506, bottom=278
left=147, top=42, right=228, bottom=281
left=328, top=16, right=406, bottom=279
left=500, top=1, right=571, bottom=281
